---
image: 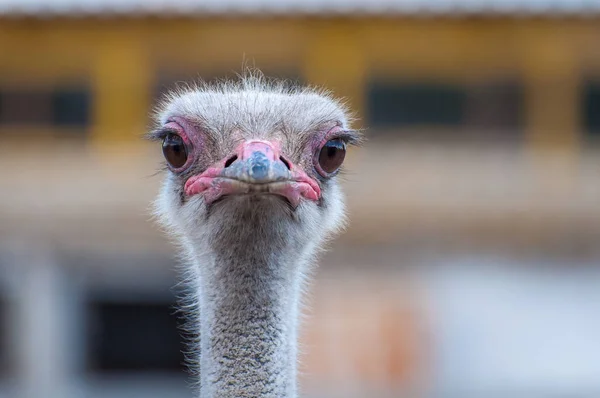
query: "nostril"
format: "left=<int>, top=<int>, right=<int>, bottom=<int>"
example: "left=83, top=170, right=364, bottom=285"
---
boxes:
left=224, top=155, right=238, bottom=168
left=280, top=156, right=291, bottom=170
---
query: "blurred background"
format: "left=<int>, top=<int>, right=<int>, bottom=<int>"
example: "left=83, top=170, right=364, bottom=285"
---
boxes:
left=1, top=1, right=600, bottom=397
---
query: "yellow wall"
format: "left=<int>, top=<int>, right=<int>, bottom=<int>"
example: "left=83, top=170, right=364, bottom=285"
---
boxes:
left=0, top=16, right=599, bottom=152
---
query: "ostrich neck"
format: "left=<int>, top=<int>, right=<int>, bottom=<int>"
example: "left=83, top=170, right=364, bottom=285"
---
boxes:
left=192, top=221, right=310, bottom=398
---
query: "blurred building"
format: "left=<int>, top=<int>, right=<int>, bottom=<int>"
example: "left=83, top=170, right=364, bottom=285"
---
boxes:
left=1, top=1, right=600, bottom=397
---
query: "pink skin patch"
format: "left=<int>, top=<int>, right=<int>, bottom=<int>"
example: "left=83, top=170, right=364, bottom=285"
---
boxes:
left=184, top=140, right=321, bottom=207
left=240, top=140, right=277, bottom=161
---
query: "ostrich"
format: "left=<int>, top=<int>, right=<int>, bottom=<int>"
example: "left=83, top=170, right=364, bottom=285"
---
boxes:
left=148, top=74, right=361, bottom=397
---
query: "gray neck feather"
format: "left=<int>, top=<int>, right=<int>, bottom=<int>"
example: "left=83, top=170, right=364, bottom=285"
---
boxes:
left=189, top=199, right=316, bottom=398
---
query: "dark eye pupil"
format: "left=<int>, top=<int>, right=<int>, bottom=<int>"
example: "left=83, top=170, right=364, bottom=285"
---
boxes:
left=162, top=134, right=188, bottom=169
left=318, top=139, right=346, bottom=174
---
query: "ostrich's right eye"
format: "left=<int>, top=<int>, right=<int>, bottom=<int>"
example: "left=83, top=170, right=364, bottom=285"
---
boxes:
left=317, top=138, right=346, bottom=176
left=162, top=133, right=188, bottom=169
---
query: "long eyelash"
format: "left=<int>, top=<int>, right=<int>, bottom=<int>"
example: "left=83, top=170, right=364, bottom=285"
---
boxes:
left=145, top=128, right=177, bottom=142
left=333, top=129, right=365, bottom=146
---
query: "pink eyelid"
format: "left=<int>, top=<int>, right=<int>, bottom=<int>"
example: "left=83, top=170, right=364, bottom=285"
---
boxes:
left=163, top=120, right=192, bottom=146
left=314, top=126, right=350, bottom=157
left=318, top=126, right=344, bottom=147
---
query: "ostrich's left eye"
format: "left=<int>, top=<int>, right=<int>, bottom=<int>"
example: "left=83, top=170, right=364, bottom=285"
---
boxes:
left=317, top=139, right=346, bottom=175
left=162, top=133, right=188, bottom=169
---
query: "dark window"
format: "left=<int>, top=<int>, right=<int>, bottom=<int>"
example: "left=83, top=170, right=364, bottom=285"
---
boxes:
left=52, top=89, right=90, bottom=126
left=0, top=87, right=90, bottom=128
left=583, top=82, right=600, bottom=136
left=0, top=91, right=52, bottom=125
left=368, top=83, right=467, bottom=128
left=87, top=300, right=185, bottom=373
left=464, top=82, right=523, bottom=132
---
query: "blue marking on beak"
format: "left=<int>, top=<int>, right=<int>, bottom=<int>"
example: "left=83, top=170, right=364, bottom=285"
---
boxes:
left=222, top=151, right=291, bottom=183
left=249, top=151, right=270, bottom=181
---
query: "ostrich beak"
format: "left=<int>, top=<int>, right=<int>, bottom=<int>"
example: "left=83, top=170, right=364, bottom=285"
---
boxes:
left=184, top=140, right=321, bottom=207
left=222, top=140, right=291, bottom=184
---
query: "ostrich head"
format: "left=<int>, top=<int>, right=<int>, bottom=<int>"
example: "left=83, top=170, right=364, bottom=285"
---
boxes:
left=149, top=74, right=361, bottom=397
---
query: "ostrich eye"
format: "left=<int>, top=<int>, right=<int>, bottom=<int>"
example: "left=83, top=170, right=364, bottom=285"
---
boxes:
left=318, top=139, right=346, bottom=175
left=162, top=133, right=188, bottom=169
